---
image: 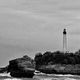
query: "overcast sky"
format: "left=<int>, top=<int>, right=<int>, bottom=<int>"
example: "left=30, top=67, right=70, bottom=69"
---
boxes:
left=0, top=0, right=80, bottom=66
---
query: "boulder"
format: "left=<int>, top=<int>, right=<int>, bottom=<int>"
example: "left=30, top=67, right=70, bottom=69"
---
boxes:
left=8, top=55, right=35, bottom=78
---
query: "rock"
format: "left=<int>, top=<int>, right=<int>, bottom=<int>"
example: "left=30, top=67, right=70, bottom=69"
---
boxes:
left=38, top=65, right=56, bottom=74
left=8, top=55, right=35, bottom=78
left=0, top=66, right=8, bottom=73
left=38, top=64, right=80, bottom=75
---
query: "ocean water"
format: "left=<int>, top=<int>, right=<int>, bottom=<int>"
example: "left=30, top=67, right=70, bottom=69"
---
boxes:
left=0, top=73, right=80, bottom=80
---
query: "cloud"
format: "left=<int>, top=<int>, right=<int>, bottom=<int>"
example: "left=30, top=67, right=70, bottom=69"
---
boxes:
left=0, top=0, right=80, bottom=66
left=70, top=29, right=80, bottom=35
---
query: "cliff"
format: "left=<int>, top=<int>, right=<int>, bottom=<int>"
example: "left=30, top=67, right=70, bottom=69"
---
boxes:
left=7, top=55, right=35, bottom=78
left=0, top=66, right=8, bottom=73
left=34, top=50, right=80, bottom=75
left=38, top=64, right=80, bottom=75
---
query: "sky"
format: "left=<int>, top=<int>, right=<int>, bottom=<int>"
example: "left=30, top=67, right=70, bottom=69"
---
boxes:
left=0, top=0, right=80, bottom=66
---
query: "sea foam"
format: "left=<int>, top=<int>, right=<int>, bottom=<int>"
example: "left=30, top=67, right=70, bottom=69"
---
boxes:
left=64, top=78, right=76, bottom=80
left=4, top=78, right=21, bottom=80
left=0, top=73, right=10, bottom=77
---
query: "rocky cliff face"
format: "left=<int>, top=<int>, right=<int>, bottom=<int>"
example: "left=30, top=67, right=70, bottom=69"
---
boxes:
left=38, top=64, right=80, bottom=75
left=0, top=66, right=8, bottom=73
left=8, top=55, right=35, bottom=78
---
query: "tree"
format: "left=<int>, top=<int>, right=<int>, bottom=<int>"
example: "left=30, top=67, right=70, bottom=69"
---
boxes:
left=34, top=53, right=42, bottom=69
left=75, top=49, right=80, bottom=56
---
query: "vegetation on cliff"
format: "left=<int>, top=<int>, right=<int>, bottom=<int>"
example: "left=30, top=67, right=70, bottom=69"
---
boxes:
left=34, top=50, right=80, bottom=68
left=34, top=50, right=80, bottom=74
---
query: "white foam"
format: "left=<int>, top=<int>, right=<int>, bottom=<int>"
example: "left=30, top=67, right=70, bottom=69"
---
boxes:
left=0, top=73, right=11, bottom=77
left=40, top=78, right=52, bottom=80
left=4, top=78, right=21, bottom=80
left=53, top=74, right=74, bottom=77
left=37, top=78, right=58, bottom=80
left=64, top=78, right=76, bottom=80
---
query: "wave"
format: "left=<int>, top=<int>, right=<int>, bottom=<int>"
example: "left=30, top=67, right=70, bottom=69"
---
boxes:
left=0, top=73, right=79, bottom=80
left=47, top=74, right=74, bottom=77
left=0, top=73, right=11, bottom=77
left=64, top=78, right=76, bottom=80
left=34, top=74, right=80, bottom=80
left=34, top=78, right=77, bottom=80
left=4, top=78, right=21, bottom=80
left=36, top=78, right=77, bottom=80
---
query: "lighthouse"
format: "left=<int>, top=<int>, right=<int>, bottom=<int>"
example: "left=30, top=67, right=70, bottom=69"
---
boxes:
left=63, top=29, right=67, bottom=53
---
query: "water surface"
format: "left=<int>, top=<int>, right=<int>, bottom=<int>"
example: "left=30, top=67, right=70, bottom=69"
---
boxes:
left=0, top=73, right=80, bottom=80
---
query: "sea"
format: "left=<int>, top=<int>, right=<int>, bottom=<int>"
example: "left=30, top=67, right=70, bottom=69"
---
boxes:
left=0, top=73, right=80, bottom=80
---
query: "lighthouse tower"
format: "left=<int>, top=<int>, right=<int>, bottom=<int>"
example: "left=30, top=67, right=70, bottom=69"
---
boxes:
left=63, top=29, right=67, bottom=53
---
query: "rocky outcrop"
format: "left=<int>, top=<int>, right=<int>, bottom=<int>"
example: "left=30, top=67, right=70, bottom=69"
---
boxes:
left=0, top=66, right=8, bottom=73
left=37, top=65, right=56, bottom=74
left=37, top=64, right=80, bottom=75
left=8, top=55, right=35, bottom=78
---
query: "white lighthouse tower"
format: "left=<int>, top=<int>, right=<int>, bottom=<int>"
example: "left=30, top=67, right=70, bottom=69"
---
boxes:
left=63, top=29, right=67, bottom=53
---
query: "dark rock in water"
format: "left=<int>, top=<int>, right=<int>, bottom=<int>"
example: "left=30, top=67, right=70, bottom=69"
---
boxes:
left=0, top=66, right=9, bottom=73
left=8, top=55, right=35, bottom=78
left=37, top=64, right=80, bottom=75
left=10, top=68, right=35, bottom=78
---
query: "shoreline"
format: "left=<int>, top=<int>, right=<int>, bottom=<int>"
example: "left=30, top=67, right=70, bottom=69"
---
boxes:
left=0, top=73, right=80, bottom=80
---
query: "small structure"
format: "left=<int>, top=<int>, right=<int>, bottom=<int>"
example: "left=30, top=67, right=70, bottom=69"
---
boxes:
left=63, top=29, right=67, bottom=53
